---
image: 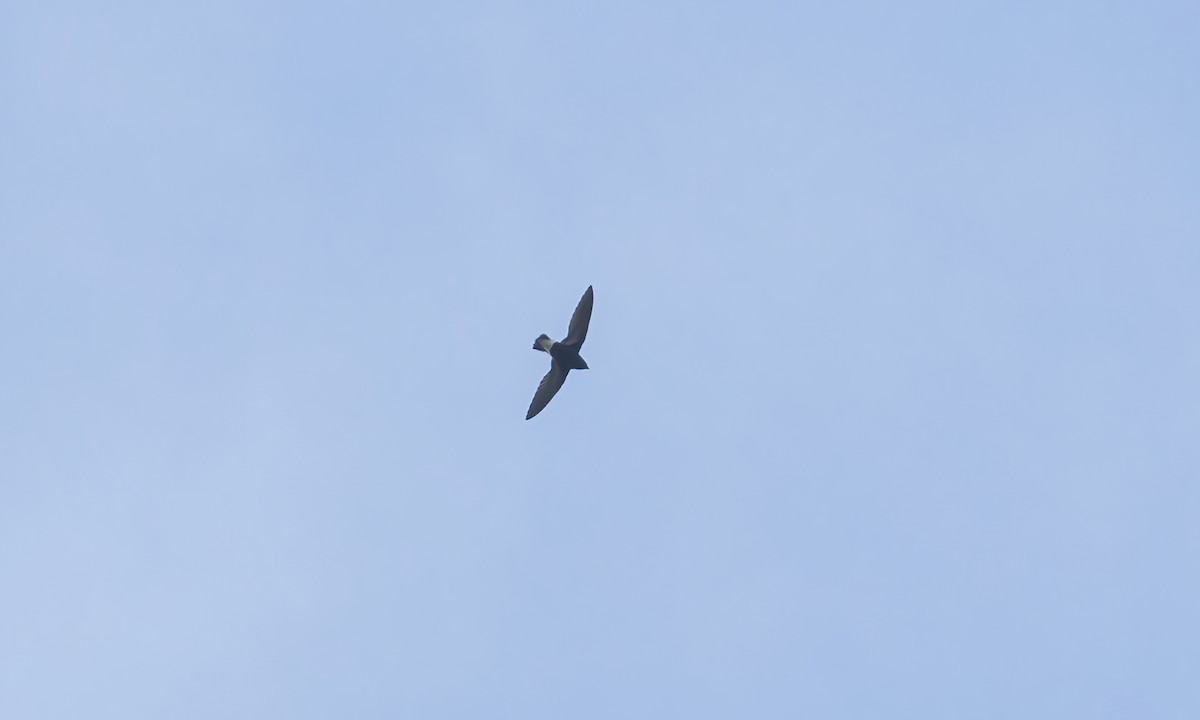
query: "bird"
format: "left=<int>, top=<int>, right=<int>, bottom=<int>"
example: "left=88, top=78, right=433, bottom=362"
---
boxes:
left=526, top=285, right=594, bottom=420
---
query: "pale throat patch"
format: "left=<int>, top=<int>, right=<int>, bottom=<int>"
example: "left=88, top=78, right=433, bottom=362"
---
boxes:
left=537, top=336, right=555, bottom=352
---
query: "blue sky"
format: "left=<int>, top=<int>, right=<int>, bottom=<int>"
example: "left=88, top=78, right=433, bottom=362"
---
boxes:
left=2, top=1, right=1198, bottom=717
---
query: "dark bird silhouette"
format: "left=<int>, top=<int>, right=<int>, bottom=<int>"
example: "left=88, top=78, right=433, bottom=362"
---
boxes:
left=526, top=285, right=593, bottom=420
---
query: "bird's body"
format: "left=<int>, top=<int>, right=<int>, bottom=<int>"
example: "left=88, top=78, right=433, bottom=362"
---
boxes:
left=534, top=335, right=590, bottom=369
left=526, top=286, right=593, bottom=420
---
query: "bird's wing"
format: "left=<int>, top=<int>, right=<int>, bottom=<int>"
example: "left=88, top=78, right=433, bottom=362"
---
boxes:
left=563, top=285, right=594, bottom=346
left=526, top=361, right=570, bottom=420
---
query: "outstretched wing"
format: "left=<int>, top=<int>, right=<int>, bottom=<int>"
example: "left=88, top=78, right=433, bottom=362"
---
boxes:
left=563, top=285, right=594, bottom=346
left=526, top=361, right=570, bottom=420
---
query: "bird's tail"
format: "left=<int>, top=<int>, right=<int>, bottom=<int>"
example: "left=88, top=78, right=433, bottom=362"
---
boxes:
left=533, top=334, right=552, bottom=351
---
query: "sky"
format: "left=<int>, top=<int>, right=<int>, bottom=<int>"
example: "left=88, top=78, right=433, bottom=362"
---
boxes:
left=2, top=1, right=1198, bottom=718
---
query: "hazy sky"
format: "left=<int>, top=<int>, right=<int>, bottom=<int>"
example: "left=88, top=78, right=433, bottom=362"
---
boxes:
left=2, top=1, right=1198, bottom=718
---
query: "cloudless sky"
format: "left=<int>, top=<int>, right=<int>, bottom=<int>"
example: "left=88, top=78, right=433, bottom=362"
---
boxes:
left=2, top=1, right=1198, bottom=718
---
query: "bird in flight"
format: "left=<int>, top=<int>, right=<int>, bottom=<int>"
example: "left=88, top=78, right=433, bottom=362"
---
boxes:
left=526, top=285, right=594, bottom=420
